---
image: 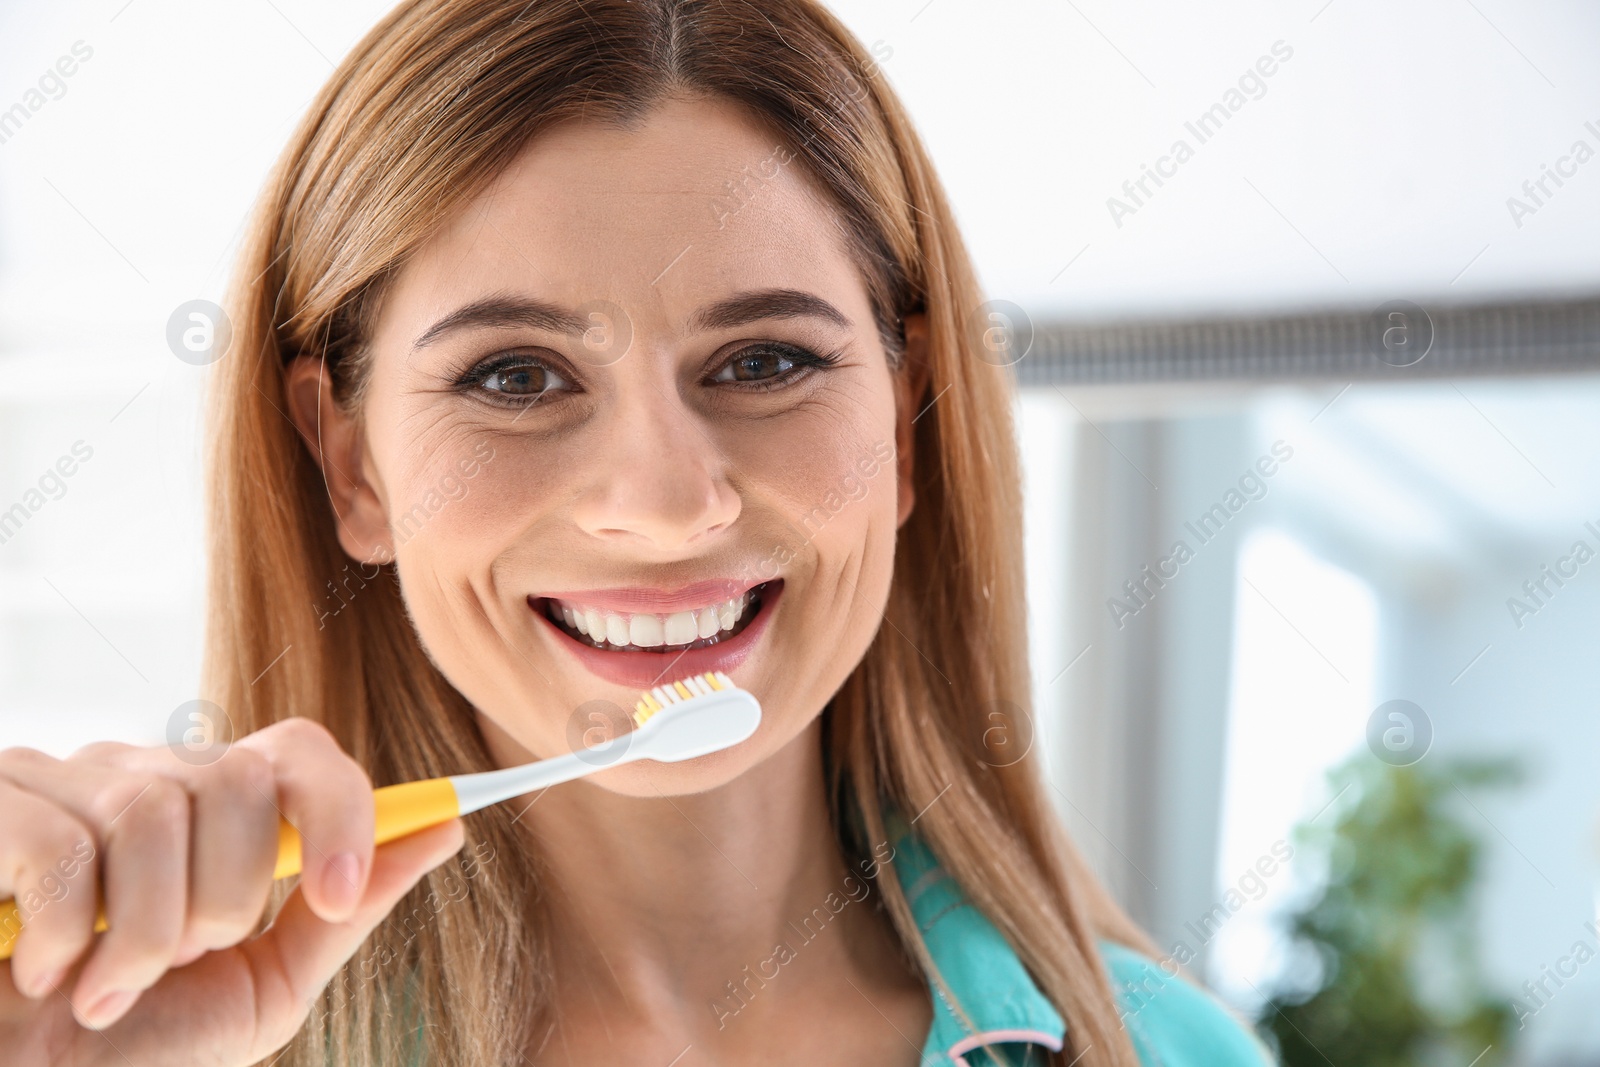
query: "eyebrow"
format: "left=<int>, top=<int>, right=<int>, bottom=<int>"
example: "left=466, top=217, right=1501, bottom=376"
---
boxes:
left=410, top=287, right=852, bottom=350
left=688, top=288, right=852, bottom=333
left=411, top=294, right=591, bottom=350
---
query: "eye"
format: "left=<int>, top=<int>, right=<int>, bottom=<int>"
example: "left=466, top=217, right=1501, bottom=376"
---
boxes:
left=454, top=352, right=575, bottom=408
left=710, top=343, right=843, bottom=390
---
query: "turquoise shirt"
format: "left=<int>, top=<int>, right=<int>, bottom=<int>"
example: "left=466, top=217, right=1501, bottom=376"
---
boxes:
left=880, top=805, right=1277, bottom=1067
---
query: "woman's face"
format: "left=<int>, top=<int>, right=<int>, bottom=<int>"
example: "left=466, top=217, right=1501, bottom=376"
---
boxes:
left=290, top=94, right=924, bottom=795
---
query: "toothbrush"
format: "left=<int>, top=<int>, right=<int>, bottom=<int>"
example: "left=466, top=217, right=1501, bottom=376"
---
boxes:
left=0, top=671, right=759, bottom=961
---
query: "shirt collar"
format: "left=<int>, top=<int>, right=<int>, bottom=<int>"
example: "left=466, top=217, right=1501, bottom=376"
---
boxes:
left=878, top=804, right=1067, bottom=1067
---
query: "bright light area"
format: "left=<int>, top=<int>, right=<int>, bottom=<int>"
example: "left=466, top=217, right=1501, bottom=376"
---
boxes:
left=1208, top=528, right=1378, bottom=1010
left=3, top=1, right=1600, bottom=341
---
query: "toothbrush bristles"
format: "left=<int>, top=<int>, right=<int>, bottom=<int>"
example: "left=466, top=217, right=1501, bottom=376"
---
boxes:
left=632, top=670, right=733, bottom=727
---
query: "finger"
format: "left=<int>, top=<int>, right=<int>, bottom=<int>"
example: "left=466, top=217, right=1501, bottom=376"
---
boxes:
left=69, top=775, right=190, bottom=1030
left=175, top=747, right=279, bottom=963
left=45, top=741, right=279, bottom=965
left=235, top=719, right=375, bottom=925
left=0, top=751, right=194, bottom=1028
left=246, top=819, right=463, bottom=1030
left=0, top=770, right=99, bottom=1001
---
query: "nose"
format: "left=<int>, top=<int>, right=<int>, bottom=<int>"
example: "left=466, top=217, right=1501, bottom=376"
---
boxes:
left=569, top=387, right=742, bottom=551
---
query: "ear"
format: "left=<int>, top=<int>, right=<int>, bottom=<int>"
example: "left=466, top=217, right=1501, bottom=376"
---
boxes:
left=892, top=312, right=931, bottom=530
left=283, top=355, right=395, bottom=564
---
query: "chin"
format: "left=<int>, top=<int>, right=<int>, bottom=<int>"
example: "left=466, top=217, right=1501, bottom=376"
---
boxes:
left=570, top=736, right=781, bottom=797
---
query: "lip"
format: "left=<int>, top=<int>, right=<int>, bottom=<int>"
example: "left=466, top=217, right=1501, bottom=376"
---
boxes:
left=536, top=577, right=766, bottom=615
left=530, top=579, right=783, bottom=691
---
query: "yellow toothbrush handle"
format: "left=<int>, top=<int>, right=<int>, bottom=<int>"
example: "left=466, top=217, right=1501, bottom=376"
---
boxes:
left=274, top=778, right=461, bottom=879
left=0, top=778, right=460, bottom=962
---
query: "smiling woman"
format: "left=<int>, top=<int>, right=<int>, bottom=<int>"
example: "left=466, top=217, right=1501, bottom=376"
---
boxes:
left=3, top=0, right=1270, bottom=1064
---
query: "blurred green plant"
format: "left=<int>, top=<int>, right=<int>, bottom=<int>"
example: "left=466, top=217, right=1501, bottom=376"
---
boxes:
left=1256, top=750, right=1524, bottom=1067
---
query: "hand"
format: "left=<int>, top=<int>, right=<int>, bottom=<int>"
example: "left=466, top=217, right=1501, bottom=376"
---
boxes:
left=0, top=718, right=464, bottom=1065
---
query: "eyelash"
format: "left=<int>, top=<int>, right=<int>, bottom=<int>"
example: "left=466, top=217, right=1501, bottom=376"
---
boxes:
left=451, top=342, right=845, bottom=409
left=713, top=342, right=845, bottom=391
left=449, top=353, right=568, bottom=409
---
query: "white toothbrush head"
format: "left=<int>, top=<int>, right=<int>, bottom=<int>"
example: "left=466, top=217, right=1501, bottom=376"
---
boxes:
left=630, top=671, right=761, bottom=762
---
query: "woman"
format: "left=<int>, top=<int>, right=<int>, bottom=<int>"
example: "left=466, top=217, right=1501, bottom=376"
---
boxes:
left=0, top=1, right=1276, bottom=1064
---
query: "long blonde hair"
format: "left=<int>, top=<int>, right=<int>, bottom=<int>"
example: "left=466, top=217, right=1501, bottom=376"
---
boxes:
left=204, top=1, right=1163, bottom=1063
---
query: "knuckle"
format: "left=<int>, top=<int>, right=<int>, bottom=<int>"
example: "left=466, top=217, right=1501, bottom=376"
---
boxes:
left=0, top=745, right=57, bottom=777
left=335, top=749, right=373, bottom=791
left=277, top=716, right=337, bottom=750
left=86, top=788, right=128, bottom=828
left=221, top=745, right=276, bottom=798
left=140, top=778, right=190, bottom=827
left=67, top=740, right=132, bottom=765
left=88, top=776, right=185, bottom=831
left=51, top=813, right=97, bottom=859
left=12, top=809, right=94, bottom=870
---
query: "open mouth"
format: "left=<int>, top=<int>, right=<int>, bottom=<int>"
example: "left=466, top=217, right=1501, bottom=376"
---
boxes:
left=534, top=579, right=779, bottom=655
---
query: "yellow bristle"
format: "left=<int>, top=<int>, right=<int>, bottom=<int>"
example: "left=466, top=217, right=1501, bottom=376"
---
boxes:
left=632, top=673, right=737, bottom=728
left=633, top=691, right=663, bottom=727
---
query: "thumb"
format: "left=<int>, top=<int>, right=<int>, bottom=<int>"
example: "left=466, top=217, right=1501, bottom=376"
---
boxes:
left=246, top=818, right=465, bottom=1030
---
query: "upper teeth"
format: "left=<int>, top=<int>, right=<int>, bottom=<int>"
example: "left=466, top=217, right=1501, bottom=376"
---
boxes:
left=546, top=589, right=754, bottom=648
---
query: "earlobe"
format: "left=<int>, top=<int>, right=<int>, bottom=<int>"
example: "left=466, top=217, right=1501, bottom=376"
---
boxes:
left=894, top=312, right=931, bottom=530
left=283, top=355, right=395, bottom=564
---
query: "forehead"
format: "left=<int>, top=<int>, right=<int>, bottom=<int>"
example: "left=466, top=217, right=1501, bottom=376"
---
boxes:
left=376, top=94, right=866, bottom=341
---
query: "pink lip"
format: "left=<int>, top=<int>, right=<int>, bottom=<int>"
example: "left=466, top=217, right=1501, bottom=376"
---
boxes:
left=536, top=577, right=765, bottom=614
left=530, top=579, right=783, bottom=691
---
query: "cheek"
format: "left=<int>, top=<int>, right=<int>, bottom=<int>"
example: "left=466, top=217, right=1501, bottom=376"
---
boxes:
left=386, top=431, right=569, bottom=559
left=381, top=433, right=565, bottom=702
left=788, top=440, right=899, bottom=604
left=750, top=394, right=901, bottom=689
left=733, top=379, right=899, bottom=552
left=752, top=440, right=898, bottom=758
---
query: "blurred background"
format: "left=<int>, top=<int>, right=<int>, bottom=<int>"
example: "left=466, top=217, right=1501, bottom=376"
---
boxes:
left=1, top=2, right=1597, bottom=1063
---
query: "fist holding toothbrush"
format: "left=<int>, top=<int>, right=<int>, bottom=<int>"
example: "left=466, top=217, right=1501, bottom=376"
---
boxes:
left=0, top=717, right=465, bottom=1065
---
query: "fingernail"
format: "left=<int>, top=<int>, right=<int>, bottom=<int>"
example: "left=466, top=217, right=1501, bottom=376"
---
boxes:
left=82, top=988, right=136, bottom=1030
left=321, top=850, right=363, bottom=912
left=27, top=965, right=66, bottom=998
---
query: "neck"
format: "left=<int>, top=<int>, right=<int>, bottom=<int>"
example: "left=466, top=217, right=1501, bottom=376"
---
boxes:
left=479, top=714, right=914, bottom=1024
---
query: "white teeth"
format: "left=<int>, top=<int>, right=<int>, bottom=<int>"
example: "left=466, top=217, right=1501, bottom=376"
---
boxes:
left=696, top=605, right=719, bottom=639
left=663, top=610, right=698, bottom=645
left=547, top=586, right=761, bottom=650
left=629, top=613, right=664, bottom=648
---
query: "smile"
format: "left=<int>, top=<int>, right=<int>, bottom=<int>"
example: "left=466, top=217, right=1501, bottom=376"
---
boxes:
left=538, top=581, right=772, bottom=653
left=528, top=579, right=783, bottom=690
